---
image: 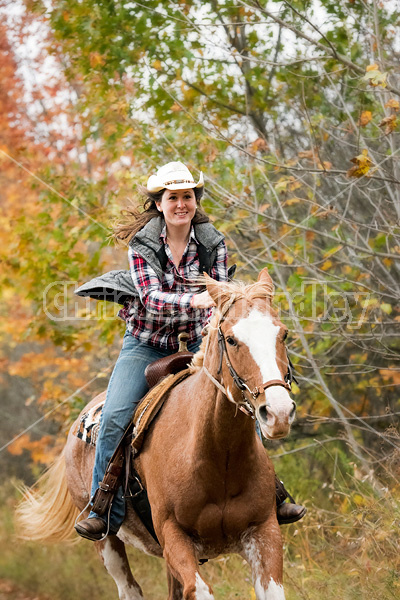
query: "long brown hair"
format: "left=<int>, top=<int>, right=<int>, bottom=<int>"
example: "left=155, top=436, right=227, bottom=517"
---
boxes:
left=111, top=185, right=209, bottom=246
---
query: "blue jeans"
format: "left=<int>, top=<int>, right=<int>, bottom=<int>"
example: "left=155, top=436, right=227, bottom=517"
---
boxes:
left=89, top=330, right=200, bottom=532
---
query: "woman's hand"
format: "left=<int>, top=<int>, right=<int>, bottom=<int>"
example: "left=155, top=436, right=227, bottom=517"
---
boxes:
left=190, top=290, right=216, bottom=310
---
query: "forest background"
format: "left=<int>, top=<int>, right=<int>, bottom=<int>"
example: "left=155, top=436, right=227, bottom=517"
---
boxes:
left=0, top=0, right=399, bottom=599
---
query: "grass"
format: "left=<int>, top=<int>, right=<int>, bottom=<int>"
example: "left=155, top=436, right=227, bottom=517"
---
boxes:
left=1, top=448, right=400, bottom=600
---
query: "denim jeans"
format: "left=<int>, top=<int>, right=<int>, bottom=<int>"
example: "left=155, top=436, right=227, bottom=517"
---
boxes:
left=89, top=329, right=201, bottom=532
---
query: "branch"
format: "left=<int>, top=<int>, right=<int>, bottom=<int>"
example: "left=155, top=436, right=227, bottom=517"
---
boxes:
left=181, top=79, right=248, bottom=116
left=240, top=0, right=400, bottom=97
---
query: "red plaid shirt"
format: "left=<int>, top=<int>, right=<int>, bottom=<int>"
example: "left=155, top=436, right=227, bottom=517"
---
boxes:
left=118, top=224, right=228, bottom=350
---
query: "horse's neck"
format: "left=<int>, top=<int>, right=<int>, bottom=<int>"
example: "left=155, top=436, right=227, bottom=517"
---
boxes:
left=191, top=341, right=257, bottom=462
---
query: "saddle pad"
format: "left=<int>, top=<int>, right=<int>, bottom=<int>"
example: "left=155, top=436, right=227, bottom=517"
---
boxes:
left=132, top=368, right=191, bottom=454
left=76, top=401, right=104, bottom=446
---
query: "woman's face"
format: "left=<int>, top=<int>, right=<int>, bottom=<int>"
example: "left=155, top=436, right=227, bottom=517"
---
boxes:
left=156, top=188, right=197, bottom=230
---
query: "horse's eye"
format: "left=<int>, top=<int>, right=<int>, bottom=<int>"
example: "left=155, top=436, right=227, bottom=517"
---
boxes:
left=226, top=336, right=237, bottom=346
left=283, top=330, right=288, bottom=341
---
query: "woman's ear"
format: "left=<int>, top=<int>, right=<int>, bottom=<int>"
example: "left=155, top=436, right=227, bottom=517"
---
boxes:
left=155, top=201, right=163, bottom=212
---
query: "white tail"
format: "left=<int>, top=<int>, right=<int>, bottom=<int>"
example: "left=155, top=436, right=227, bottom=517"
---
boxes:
left=15, top=450, right=79, bottom=543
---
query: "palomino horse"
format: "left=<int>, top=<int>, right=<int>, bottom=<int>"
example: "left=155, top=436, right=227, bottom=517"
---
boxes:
left=17, top=268, right=296, bottom=600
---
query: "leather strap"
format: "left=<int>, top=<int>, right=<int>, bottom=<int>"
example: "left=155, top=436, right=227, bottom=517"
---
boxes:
left=91, top=424, right=133, bottom=516
left=156, top=241, right=212, bottom=275
left=257, top=379, right=292, bottom=393
left=126, top=466, right=160, bottom=545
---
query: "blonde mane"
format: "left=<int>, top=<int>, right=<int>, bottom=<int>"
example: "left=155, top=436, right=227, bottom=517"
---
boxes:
left=189, top=277, right=275, bottom=372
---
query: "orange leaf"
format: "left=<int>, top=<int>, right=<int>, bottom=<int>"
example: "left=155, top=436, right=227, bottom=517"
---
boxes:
left=251, top=137, right=269, bottom=152
left=89, top=52, right=104, bottom=68
left=298, top=150, right=316, bottom=160
left=385, top=99, right=400, bottom=111
left=359, top=111, right=372, bottom=127
left=7, top=434, right=30, bottom=456
left=318, top=160, right=332, bottom=171
left=378, top=114, right=397, bottom=135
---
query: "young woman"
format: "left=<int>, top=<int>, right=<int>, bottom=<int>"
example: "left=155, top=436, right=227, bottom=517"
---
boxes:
left=75, top=161, right=305, bottom=541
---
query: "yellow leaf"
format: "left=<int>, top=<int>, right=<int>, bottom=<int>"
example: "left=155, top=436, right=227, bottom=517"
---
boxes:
left=152, top=60, right=162, bottom=71
left=284, top=197, right=302, bottom=206
left=321, top=259, right=332, bottom=271
left=347, top=149, right=373, bottom=178
left=275, top=177, right=289, bottom=193
left=353, top=493, right=367, bottom=507
left=362, top=69, right=387, bottom=88
left=366, top=63, right=379, bottom=72
left=323, top=245, right=343, bottom=258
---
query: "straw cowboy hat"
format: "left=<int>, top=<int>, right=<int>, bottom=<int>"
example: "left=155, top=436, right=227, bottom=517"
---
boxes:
left=147, top=161, right=204, bottom=193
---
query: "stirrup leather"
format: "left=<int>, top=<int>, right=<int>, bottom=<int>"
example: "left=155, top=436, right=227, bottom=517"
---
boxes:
left=91, top=425, right=132, bottom=516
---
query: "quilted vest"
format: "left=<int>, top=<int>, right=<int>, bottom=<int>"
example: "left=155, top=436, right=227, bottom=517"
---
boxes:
left=74, top=217, right=225, bottom=306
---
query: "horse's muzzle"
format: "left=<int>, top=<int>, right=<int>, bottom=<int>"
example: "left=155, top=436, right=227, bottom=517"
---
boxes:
left=257, top=399, right=296, bottom=439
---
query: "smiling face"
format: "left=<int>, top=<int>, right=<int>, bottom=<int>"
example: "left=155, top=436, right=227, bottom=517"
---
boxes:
left=156, top=188, right=197, bottom=230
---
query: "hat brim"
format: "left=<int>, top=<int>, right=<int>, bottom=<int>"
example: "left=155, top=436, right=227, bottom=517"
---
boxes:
left=164, top=181, right=203, bottom=190
left=147, top=172, right=204, bottom=193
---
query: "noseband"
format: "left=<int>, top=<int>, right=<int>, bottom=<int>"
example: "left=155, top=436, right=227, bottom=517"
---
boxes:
left=203, top=306, right=298, bottom=418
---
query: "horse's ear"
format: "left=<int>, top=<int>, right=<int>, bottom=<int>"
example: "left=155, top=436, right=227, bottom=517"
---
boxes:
left=257, top=268, right=275, bottom=298
left=204, top=273, right=231, bottom=307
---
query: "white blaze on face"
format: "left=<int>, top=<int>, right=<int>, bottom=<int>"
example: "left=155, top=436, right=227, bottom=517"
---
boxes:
left=232, top=308, right=282, bottom=382
left=232, top=308, right=293, bottom=430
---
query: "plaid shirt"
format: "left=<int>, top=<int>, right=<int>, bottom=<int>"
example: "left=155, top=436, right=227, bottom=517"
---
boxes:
left=118, top=225, right=228, bottom=350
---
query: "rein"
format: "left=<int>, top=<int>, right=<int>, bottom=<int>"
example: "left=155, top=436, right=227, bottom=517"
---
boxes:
left=202, top=302, right=297, bottom=419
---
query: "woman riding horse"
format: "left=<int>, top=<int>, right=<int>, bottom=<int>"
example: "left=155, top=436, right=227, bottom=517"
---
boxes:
left=74, top=161, right=305, bottom=541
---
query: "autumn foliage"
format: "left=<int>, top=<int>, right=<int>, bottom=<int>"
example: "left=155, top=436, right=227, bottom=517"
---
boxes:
left=1, top=0, right=399, bottom=490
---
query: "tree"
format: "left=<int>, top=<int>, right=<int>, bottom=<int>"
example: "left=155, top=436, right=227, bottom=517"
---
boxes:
left=3, top=0, right=400, bottom=476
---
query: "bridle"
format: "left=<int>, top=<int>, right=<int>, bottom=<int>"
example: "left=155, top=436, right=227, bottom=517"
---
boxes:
left=203, top=304, right=298, bottom=419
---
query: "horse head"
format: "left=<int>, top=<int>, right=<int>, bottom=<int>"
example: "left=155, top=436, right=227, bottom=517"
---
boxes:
left=205, top=267, right=296, bottom=440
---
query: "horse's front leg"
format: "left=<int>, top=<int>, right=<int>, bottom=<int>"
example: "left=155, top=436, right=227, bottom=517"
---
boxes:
left=167, top=567, right=184, bottom=600
left=161, top=518, right=214, bottom=600
left=242, top=519, right=285, bottom=600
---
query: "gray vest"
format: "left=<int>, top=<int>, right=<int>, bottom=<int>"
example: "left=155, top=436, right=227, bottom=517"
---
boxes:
left=74, top=217, right=224, bottom=305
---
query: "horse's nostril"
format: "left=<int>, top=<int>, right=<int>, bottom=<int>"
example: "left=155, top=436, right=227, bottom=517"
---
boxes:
left=290, top=402, right=296, bottom=421
left=258, top=405, right=269, bottom=423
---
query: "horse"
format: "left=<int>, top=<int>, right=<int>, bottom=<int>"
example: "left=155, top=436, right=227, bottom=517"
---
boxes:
left=16, top=268, right=296, bottom=600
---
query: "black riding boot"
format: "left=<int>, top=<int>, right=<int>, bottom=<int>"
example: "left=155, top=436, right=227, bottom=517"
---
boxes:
left=275, top=476, right=307, bottom=524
